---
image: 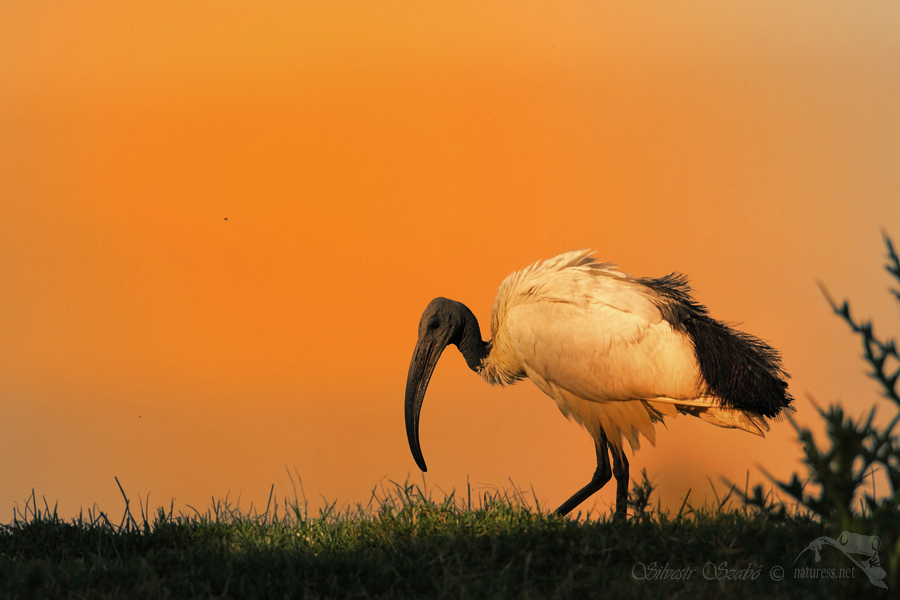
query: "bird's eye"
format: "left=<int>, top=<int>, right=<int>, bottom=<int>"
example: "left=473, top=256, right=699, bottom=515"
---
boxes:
left=428, top=319, right=440, bottom=331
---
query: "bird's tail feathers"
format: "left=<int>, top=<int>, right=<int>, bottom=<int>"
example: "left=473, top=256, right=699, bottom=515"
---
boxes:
left=646, top=396, right=769, bottom=436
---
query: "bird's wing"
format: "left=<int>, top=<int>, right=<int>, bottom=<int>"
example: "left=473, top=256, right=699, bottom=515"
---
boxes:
left=505, top=297, right=702, bottom=404
left=499, top=295, right=700, bottom=452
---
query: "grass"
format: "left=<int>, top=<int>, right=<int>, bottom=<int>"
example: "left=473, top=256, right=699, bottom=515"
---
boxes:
left=0, top=477, right=888, bottom=599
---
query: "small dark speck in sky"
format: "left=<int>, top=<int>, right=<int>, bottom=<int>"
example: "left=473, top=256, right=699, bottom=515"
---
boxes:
left=224, top=217, right=228, bottom=220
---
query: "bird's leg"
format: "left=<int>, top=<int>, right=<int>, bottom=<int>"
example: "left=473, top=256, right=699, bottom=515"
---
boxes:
left=611, top=448, right=629, bottom=519
left=555, top=432, right=612, bottom=517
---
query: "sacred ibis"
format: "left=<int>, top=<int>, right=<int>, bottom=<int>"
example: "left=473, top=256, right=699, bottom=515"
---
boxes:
left=404, top=250, right=793, bottom=517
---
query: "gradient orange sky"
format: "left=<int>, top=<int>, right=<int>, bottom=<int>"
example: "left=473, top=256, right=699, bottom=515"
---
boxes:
left=2, top=1, right=900, bottom=520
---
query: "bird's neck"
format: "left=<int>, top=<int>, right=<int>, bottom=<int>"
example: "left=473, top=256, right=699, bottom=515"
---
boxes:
left=453, top=302, right=491, bottom=373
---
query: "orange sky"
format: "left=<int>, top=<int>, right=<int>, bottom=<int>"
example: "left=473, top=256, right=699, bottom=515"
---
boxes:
left=2, top=1, right=900, bottom=520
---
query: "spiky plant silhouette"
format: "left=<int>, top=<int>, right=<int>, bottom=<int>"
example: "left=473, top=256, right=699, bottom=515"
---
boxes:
left=744, top=233, right=900, bottom=588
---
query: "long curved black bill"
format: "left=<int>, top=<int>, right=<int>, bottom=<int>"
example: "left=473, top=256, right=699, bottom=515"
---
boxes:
left=404, top=337, right=449, bottom=472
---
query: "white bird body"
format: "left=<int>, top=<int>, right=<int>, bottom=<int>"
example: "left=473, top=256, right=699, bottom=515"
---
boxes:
left=478, top=250, right=769, bottom=454
left=405, top=249, right=792, bottom=517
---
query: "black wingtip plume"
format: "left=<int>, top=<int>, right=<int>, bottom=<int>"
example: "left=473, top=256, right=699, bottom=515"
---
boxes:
left=640, top=274, right=794, bottom=417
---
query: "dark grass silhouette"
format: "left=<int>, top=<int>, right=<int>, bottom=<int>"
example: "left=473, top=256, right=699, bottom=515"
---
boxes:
left=0, top=477, right=878, bottom=599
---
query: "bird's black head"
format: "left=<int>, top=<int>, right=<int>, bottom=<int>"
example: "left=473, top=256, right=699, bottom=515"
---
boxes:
left=404, top=297, right=486, bottom=473
left=416, top=297, right=467, bottom=347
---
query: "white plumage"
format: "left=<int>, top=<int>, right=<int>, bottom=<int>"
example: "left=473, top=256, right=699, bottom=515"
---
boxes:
left=479, top=250, right=769, bottom=454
